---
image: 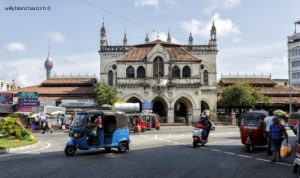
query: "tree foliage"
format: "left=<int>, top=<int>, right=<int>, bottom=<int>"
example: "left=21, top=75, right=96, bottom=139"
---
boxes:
left=94, top=82, right=118, bottom=109
left=218, top=82, right=270, bottom=109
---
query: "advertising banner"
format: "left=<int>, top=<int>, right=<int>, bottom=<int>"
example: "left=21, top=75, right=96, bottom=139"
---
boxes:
left=61, top=99, right=94, bottom=107
left=0, top=93, right=13, bottom=104
left=0, top=104, right=12, bottom=113
left=18, top=92, right=38, bottom=112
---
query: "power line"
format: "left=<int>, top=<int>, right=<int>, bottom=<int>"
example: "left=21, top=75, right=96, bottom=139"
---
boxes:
left=82, top=0, right=154, bottom=31
left=221, top=50, right=275, bottom=59
left=81, top=0, right=188, bottom=44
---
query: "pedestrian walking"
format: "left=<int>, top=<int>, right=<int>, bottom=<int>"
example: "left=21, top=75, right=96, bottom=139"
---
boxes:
left=263, top=110, right=274, bottom=155
left=42, top=118, right=53, bottom=134
left=60, top=114, right=66, bottom=129
left=268, top=117, right=288, bottom=162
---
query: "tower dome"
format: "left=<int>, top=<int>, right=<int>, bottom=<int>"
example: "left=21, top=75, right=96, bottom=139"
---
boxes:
left=44, top=56, right=53, bottom=70
left=44, top=50, right=53, bottom=79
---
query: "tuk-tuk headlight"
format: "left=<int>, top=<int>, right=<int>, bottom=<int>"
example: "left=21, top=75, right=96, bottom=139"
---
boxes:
left=69, top=130, right=74, bottom=137
left=74, top=132, right=84, bottom=138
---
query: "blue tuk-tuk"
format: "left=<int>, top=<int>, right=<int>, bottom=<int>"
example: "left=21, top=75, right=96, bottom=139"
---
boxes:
left=64, top=110, right=130, bottom=156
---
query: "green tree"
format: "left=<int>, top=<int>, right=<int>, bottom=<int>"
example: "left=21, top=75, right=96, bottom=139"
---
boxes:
left=218, top=82, right=270, bottom=109
left=94, top=82, right=118, bottom=109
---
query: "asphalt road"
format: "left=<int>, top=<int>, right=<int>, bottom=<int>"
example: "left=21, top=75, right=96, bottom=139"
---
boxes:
left=0, top=126, right=297, bottom=178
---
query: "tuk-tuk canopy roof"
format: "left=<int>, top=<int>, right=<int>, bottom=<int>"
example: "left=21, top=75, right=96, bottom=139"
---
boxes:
left=77, top=110, right=127, bottom=129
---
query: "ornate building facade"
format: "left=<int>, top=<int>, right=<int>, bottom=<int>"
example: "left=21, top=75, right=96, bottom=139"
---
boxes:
left=99, top=22, right=218, bottom=124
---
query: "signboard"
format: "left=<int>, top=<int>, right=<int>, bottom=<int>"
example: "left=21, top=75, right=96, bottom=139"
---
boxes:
left=43, top=106, right=66, bottom=114
left=0, top=93, right=13, bottom=104
left=142, top=102, right=153, bottom=110
left=18, top=92, right=38, bottom=112
left=0, top=104, right=12, bottom=113
left=0, top=93, right=13, bottom=113
left=40, top=100, right=56, bottom=106
left=61, top=99, right=94, bottom=107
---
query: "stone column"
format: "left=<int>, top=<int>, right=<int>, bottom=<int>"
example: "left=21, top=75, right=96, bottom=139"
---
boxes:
left=167, top=108, right=174, bottom=123
left=231, top=112, right=236, bottom=126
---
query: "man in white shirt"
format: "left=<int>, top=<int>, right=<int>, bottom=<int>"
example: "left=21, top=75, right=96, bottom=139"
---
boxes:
left=264, top=110, right=274, bottom=155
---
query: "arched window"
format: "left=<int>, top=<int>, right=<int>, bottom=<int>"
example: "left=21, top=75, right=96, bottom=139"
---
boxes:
left=137, top=66, right=145, bottom=78
left=172, top=66, right=180, bottom=78
left=108, top=70, right=113, bottom=86
left=182, top=66, right=191, bottom=78
left=153, top=57, right=164, bottom=77
left=126, top=66, right=135, bottom=78
left=203, top=70, right=208, bottom=86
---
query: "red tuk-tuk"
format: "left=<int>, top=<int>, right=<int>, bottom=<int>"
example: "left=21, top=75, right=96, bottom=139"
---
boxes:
left=239, top=111, right=268, bottom=152
left=289, top=112, right=300, bottom=129
left=126, top=113, right=160, bottom=132
left=140, top=113, right=160, bottom=130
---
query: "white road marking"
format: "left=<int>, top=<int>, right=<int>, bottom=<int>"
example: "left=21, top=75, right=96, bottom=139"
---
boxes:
left=139, top=133, right=293, bottom=167
left=211, top=149, right=221, bottom=152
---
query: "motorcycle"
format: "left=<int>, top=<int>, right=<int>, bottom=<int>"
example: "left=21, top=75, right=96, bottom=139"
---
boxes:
left=192, top=123, right=208, bottom=148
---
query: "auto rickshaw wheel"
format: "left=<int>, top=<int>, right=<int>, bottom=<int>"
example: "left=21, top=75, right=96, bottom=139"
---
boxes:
left=156, top=126, right=160, bottom=130
left=141, top=128, right=146, bottom=132
left=246, top=145, right=254, bottom=152
left=297, top=167, right=300, bottom=178
left=118, top=142, right=128, bottom=153
left=193, top=141, right=198, bottom=148
left=65, top=146, right=76, bottom=156
left=105, top=147, right=111, bottom=152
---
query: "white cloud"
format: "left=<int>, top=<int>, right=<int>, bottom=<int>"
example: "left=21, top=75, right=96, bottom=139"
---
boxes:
left=212, top=13, right=241, bottom=37
left=224, top=0, right=241, bottom=8
left=254, top=57, right=287, bottom=79
left=134, top=0, right=159, bottom=7
left=48, top=31, right=66, bottom=42
left=180, top=13, right=240, bottom=41
left=5, top=42, right=26, bottom=52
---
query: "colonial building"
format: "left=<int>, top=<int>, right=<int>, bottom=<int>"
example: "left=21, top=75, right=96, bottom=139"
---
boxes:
left=99, top=22, right=218, bottom=124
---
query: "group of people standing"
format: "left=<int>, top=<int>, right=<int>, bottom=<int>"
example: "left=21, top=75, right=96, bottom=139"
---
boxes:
left=263, top=110, right=289, bottom=162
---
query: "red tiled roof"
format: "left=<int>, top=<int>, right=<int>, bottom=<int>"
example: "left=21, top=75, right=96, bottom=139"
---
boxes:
left=219, top=78, right=277, bottom=86
left=41, top=78, right=97, bottom=86
left=118, top=40, right=199, bottom=62
left=3, top=78, right=97, bottom=103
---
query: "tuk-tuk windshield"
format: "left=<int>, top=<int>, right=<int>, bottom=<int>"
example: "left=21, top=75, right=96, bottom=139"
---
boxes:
left=243, top=117, right=262, bottom=126
left=71, top=114, right=86, bottom=127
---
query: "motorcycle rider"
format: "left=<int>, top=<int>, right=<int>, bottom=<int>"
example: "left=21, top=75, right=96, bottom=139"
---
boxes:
left=199, top=115, right=212, bottom=140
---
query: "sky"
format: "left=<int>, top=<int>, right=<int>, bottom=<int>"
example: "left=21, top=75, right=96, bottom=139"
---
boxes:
left=1, top=0, right=300, bottom=87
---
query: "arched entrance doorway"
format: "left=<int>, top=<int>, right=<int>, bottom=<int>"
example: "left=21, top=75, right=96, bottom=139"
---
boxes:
left=174, top=97, right=193, bottom=125
left=201, top=101, right=210, bottom=113
left=152, top=97, right=167, bottom=123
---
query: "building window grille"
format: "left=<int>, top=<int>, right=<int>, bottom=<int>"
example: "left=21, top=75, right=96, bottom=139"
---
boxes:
left=126, top=66, right=135, bottom=78
left=153, top=57, right=164, bottom=77
left=204, top=70, right=209, bottom=86
left=108, top=70, right=113, bottom=86
left=182, top=66, right=191, bottom=78
left=171, top=66, right=180, bottom=78
left=137, top=66, right=145, bottom=78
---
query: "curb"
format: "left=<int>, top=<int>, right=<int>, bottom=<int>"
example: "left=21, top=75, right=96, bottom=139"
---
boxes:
left=0, top=141, right=40, bottom=154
